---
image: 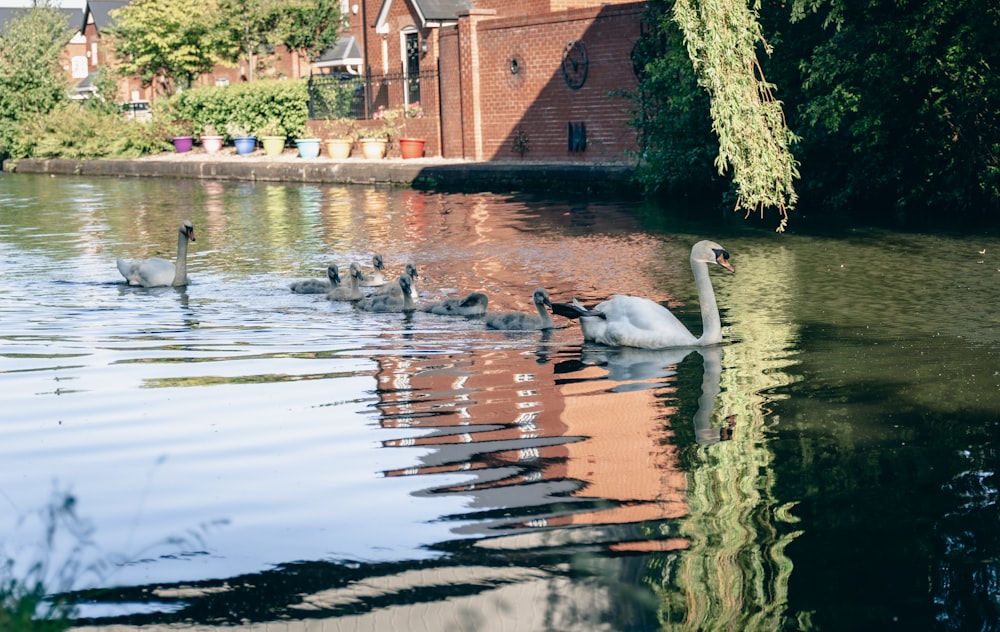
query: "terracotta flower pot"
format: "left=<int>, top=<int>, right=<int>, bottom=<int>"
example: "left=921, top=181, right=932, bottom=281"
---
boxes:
left=398, top=137, right=426, bottom=159
left=324, top=138, right=353, bottom=159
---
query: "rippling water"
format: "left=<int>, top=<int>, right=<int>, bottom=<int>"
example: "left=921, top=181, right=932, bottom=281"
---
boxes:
left=1, top=174, right=998, bottom=630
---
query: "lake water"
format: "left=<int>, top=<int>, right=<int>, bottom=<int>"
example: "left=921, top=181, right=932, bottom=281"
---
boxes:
left=0, top=173, right=997, bottom=631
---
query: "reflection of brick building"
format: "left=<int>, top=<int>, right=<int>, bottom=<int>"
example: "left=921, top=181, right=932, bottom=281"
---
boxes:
left=375, top=341, right=689, bottom=552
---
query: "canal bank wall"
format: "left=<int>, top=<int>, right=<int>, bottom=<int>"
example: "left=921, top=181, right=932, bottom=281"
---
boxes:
left=4, top=155, right=639, bottom=198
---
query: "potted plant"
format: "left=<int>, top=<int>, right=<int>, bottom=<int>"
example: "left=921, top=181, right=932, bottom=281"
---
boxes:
left=359, top=106, right=398, bottom=159
left=227, top=123, right=256, bottom=155
left=200, top=124, right=224, bottom=154
left=170, top=119, right=194, bottom=153
left=319, top=118, right=356, bottom=159
left=295, top=137, right=322, bottom=158
left=294, top=123, right=322, bottom=159
left=258, top=120, right=286, bottom=156
left=398, top=102, right=426, bottom=159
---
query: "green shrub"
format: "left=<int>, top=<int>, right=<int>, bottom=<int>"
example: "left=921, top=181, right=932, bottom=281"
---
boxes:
left=17, top=104, right=172, bottom=160
left=0, top=567, right=71, bottom=632
left=171, top=79, right=309, bottom=139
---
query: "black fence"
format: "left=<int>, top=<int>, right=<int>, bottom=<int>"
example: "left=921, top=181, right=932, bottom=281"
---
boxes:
left=307, top=70, right=438, bottom=120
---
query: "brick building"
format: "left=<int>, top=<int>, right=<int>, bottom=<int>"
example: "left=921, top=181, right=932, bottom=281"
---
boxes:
left=69, top=0, right=645, bottom=163
left=353, top=0, right=645, bottom=161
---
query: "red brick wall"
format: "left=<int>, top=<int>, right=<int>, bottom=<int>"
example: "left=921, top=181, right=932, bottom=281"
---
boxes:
left=448, top=3, right=644, bottom=163
left=439, top=27, right=464, bottom=158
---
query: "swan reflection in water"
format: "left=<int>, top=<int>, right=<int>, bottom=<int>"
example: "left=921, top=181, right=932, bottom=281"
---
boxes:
left=565, top=344, right=733, bottom=446
left=374, top=339, right=733, bottom=544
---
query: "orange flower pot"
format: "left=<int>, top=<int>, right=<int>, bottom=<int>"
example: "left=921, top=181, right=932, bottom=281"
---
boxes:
left=398, top=137, right=426, bottom=159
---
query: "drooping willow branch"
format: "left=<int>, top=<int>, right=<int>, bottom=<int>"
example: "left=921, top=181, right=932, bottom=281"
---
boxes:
left=673, top=0, right=800, bottom=231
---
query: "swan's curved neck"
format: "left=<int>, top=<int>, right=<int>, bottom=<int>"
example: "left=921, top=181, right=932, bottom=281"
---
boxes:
left=535, top=300, right=554, bottom=328
left=692, top=259, right=721, bottom=345
left=173, top=228, right=189, bottom=286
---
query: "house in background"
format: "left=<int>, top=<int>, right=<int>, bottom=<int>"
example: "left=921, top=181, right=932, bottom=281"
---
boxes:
left=346, top=0, right=644, bottom=162
left=78, top=0, right=320, bottom=102
left=28, top=0, right=645, bottom=164
left=0, top=4, right=93, bottom=98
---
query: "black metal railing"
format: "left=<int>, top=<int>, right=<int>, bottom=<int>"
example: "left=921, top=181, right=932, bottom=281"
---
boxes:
left=308, top=70, right=438, bottom=120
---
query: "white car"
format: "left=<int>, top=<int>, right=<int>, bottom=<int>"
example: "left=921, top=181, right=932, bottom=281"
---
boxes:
left=121, top=100, right=151, bottom=121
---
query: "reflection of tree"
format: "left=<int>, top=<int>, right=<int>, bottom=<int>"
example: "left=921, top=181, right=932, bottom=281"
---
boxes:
left=649, top=245, right=801, bottom=629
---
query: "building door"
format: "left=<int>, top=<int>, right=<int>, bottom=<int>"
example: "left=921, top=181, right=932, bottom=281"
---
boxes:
left=404, top=31, right=420, bottom=105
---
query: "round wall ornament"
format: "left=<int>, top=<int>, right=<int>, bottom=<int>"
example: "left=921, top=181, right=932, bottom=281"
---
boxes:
left=561, top=40, right=588, bottom=89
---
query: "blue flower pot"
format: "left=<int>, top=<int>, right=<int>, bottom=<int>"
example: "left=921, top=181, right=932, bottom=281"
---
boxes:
left=234, top=136, right=257, bottom=155
left=296, top=138, right=321, bottom=159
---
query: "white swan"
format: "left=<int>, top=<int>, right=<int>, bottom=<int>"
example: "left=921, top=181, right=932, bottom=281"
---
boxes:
left=420, top=291, right=489, bottom=316
left=355, top=274, right=416, bottom=312
left=551, top=240, right=734, bottom=349
left=359, top=253, right=386, bottom=287
left=375, top=262, right=419, bottom=298
left=289, top=264, right=340, bottom=294
left=327, top=263, right=364, bottom=302
left=485, top=288, right=555, bottom=330
left=116, top=221, right=196, bottom=287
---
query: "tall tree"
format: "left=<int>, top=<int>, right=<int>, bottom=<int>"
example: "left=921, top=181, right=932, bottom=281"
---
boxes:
left=109, top=0, right=230, bottom=95
left=273, top=0, right=344, bottom=64
left=787, top=0, right=999, bottom=225
left=630, top=4, right=721, bottom=201
left=215, top=0, right=279, bottom=82
left=0, top=0, right=72, bottom=157
left=0, top=1, right=71, bottom=120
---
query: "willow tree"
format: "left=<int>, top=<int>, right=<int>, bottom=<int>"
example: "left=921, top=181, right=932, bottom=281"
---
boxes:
left=636, top=0, right=799, bottom=231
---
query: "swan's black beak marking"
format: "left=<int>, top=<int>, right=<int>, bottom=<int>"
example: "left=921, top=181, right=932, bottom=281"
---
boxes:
left=714, top=249, right=734, bottom=273
left=187, top=227, right=196, bottom=242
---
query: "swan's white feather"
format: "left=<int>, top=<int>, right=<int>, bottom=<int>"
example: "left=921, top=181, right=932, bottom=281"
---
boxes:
left=559, top=240, right=733, bottom=349
left=580, top=295, right=697, bottom=348
left=116, top=221, right=194, bottom=287
left=116, top=257, right=176, bottom=287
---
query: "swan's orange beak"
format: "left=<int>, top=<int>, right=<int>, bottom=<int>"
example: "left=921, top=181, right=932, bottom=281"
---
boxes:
left=716, top=251, right=734, bottom=273
left=187, top=226, right=196, bottom=242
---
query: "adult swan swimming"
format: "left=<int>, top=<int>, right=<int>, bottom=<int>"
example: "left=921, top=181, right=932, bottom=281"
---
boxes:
left=551, top=240, right=734, bottom=349
left=116, top=221, right=196, bottom=287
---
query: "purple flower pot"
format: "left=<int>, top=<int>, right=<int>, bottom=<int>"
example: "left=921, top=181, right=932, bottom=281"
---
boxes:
left=172, top=136, right=193, bottom=153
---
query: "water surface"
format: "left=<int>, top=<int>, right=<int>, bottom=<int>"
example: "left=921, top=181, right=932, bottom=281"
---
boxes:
left=0, top=174, right=997, bottom=630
